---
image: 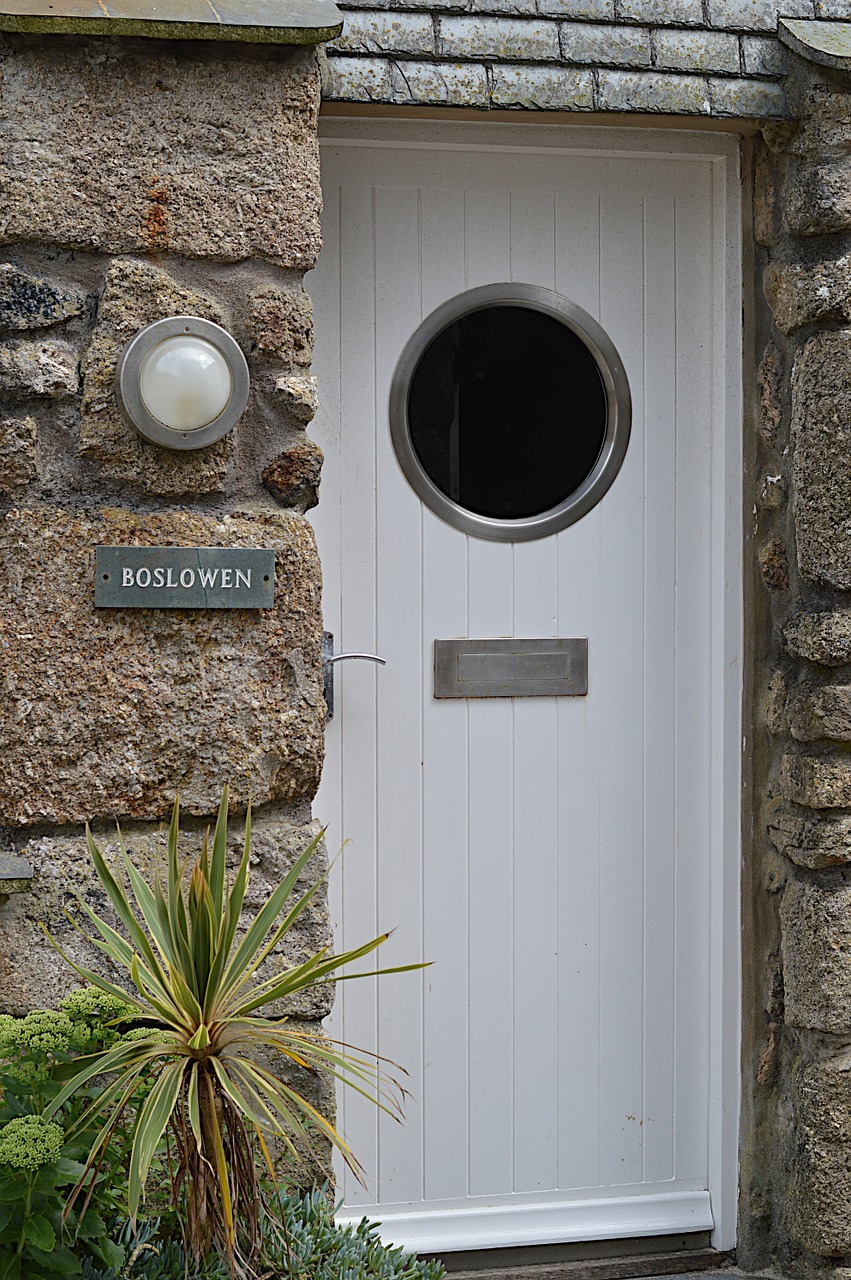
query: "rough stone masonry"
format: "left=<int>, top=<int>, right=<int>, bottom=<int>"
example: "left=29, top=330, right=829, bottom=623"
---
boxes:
left=0, top=18, right=338, bottom=1177
left=746, top=35, right=851, bottom=1280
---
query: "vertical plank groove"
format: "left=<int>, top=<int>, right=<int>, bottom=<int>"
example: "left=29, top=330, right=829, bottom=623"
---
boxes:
left=509, top=186, right=560, bottom=1195
left=418, top=186, right=472, bottom=1204
left=463, top=183, right=516, bottom=1197
left=333, top=179, right=383, bottom=1206
left=672, top=190, right=681, bottom=1186
left=598, top=183, right=646, bottom=1188
left=641, top=192, right=677, bottom=1185
left=553, top=185, right=603, bottom=1194
left=671, top=171, right=715, bottom=1184
left=373, top=183, right=426, bottom=1207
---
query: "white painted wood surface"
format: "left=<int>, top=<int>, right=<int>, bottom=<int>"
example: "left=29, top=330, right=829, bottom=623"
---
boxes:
left=307, top=122, right=741, bottom=1255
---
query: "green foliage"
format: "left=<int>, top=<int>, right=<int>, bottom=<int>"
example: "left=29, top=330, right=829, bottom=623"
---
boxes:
left=43, top=787, right=425, bottom=1272
left=0, top=992, right=135, bottom=1090
left=0, top=1142, right=125, bottom=1280
left=0, top=1153, right=86, bottom=1280
left=81, top=1218, right=229, bottom=1279
left=0, top=1012, right=75, bottom=1085
left=0, top=1116, right=64, bottom=1170
left=277, top=1190, right=445, bottom=1280
left=0, top=992, right=143, bottom=1280
left=79, top=1193, right=446, bottom=1280
left=0, top=1005, right=440, bottom=1280
left=59, top=990, right=137, bottom=1053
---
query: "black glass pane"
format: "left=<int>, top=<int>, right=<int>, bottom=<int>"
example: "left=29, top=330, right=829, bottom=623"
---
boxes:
left=407, top=305, right=607, bottom=521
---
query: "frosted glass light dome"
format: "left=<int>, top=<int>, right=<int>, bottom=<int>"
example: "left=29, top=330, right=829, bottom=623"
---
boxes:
left=115, top=316, right=249, bottom=450
left=139, top=335, right=233, bottom=430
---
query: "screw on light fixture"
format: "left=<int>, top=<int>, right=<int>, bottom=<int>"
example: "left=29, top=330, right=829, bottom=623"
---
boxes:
left=115, top=316, right=250, bottom=450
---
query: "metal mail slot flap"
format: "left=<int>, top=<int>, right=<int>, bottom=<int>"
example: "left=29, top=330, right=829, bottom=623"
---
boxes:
left=434, top=638, right=588, bottom=699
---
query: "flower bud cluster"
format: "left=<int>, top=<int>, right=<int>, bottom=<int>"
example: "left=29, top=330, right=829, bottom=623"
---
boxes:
left=60, top=987, right=136, bottom=1050
left=0, top=1010, right=74, bottom=1084
left=0, top=1115, right=64, bottom=1170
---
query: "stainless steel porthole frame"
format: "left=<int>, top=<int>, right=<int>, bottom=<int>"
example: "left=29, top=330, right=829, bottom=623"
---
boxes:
left=388, top=283, right=632, bottom=542
left=115, top=316, right=250, bottom=451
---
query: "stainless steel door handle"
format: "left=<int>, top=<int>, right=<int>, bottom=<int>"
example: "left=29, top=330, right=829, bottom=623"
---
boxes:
left=322, top=631, right=386, bottom=719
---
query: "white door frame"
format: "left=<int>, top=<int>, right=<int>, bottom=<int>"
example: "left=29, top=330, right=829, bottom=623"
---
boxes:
left=309, top=117, right=742, bottom=1254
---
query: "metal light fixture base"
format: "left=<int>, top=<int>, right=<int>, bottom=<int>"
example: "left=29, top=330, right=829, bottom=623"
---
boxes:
left=115, top=315, right=250, bottom=451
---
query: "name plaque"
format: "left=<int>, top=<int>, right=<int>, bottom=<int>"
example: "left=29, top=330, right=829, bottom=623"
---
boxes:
left=95, top=547, right=275, bottom=610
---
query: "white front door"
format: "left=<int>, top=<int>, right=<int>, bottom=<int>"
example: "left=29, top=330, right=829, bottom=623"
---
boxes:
left=308, top=120, right=741, bottom=1257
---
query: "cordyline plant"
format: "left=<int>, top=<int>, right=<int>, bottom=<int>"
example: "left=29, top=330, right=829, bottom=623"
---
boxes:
left=41, top=788, right=419, bottom=1275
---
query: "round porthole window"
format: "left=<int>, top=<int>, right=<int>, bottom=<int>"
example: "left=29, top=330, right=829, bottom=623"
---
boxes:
left=388, top=283, right=631, bottom=541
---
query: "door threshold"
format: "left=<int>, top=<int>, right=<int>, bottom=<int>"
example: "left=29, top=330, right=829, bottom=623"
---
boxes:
left=430, top=1240, right=734, bottom=1279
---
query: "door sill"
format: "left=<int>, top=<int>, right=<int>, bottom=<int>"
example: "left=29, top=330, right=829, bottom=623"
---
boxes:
left=433, top=1244, right=733, bottom=1280
left=339, top=1190, right=714, bottom=1255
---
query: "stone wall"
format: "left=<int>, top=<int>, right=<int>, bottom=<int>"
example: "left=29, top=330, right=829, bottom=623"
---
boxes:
left=745, top=43, right=851, bottom=1278
left=0, top=29, right=332, bottom=1174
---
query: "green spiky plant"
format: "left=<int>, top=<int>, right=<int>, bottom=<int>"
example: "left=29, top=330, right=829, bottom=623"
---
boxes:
left=42, top=788, right=420, bottom=1275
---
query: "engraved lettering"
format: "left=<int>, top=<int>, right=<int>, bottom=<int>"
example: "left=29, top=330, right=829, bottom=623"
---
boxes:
left=95, top=547, right=274, bottom=609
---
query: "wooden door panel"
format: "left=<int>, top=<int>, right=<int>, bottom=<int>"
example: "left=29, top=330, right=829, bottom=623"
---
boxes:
left=308, top=129, right=736, bottom=1253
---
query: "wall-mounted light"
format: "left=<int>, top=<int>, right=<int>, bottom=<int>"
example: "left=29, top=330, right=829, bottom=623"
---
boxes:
left=115, top=316, right=250, bottom=450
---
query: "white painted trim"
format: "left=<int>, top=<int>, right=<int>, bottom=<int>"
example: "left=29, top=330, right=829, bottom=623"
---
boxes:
left=319, top=138, right=728, bottom=160
left=706, top=146, right=744, bottom=1254
left=336, top=1190, right=714, bottom=1254
left=318, top=117, right=742, bottom=163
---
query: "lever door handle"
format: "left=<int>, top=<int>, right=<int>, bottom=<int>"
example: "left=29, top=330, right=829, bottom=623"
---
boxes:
left=322, top=631, right=386, bottom=719
left=324, top=653, right=387, bottom=666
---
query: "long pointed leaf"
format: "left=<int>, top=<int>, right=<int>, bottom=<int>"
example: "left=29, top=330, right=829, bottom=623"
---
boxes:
left=163, top=964, right=204, bottom=1028
left=253, top=1124, right=278, bottom=1193
left=129, top=954, right=191, bottom=1030
left=64, top=894, right=136, bottom=971
left=204, top=1071, right=235, bottom=1254
left=167, top=800, right=191, bottom=953
left=84, top=828, right=166, bottom=981
left=227, top=804, right=252, bottom=950
left=226, top=850, right=334, bottom=998
left=217, top=830, right=324, bottom=999
left=243, top=1029, right=400, bottom=1101
left=121, top=853, right=176, bottom=970
left=45, top=1036, right=179, bottom=1121
left=40, top=926, right=148, bottom=1016
left=229, top=1061, right=317, bottom=1160
left=70, top=1069, right=147, bottom=1165
left=209, top=1058, right=277, bottom=1135
left=209, top=786, right=230, bottom=921
left=225, top=1061, right=289, bottom=1137
left=237, top=1058, right=363, bottom=1175
left=203, top=809, right=253, bottom=1021
left=189, top=864, right=216, bottom=1000
left=76, top=844, right=181, bottom=1018
left=128, top=1060, right=186, bottom=1218
left=230, top=935, right=399, bottom=1016
left=187, top=1062, right=202, bottom=1149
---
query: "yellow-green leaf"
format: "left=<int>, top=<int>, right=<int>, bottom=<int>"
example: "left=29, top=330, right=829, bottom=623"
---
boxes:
left=187, top=1023, right=210, bottom=1051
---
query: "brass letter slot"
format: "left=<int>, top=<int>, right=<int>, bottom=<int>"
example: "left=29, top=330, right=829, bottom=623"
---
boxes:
left=434, top=638, right=588, bottom=699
